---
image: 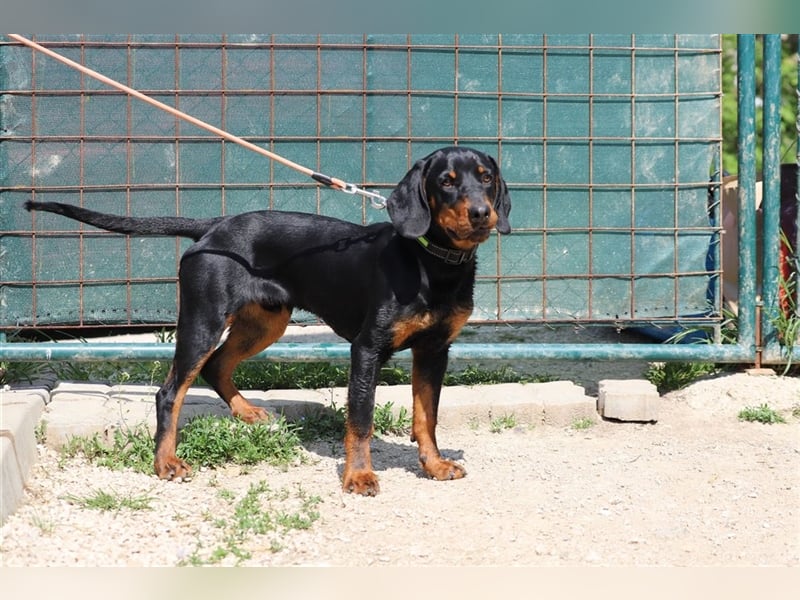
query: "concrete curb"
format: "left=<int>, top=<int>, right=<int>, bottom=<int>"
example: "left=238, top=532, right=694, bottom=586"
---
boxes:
left=1, top=388, right=48, bottom=524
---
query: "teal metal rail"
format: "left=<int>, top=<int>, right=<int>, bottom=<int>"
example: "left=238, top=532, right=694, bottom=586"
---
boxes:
left=0, top=34, right=793, bottom=366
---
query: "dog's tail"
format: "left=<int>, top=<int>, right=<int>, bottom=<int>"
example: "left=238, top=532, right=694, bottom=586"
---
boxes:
left=24, top=201, right=222, bottom=241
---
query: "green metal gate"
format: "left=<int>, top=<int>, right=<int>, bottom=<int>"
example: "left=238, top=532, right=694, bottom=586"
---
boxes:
left=0, top=34, right=795, bottom=365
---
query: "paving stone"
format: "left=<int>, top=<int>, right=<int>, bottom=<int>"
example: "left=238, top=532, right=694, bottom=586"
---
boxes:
left=1, top=391, right=46, bottom=524
left=597, top=379, right=659, bottom=422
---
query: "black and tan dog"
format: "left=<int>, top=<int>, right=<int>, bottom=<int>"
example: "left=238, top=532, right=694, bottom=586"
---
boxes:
left=25, top=146, right=511, bottom=495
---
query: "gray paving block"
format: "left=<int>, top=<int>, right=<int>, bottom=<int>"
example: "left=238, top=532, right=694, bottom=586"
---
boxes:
left=1, top=437, right=24, bottom=525
left=597, top=379, right=660, bottom=422
left=1, top=390, right=46, bottom=524
left=373, top=381, right=594, bottom=429
left=538, top=381, right=598, bottom=426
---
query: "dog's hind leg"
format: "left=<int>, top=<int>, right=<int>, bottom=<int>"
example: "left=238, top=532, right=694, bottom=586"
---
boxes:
left=153, top=309, right=230, bottom=481
left=200, top=303, right=291, bottom=423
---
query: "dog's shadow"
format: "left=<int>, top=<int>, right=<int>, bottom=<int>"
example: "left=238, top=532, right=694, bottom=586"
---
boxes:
left=289, top=403, right=465, bottom=481
left=306, top=435, right=466, bottom=482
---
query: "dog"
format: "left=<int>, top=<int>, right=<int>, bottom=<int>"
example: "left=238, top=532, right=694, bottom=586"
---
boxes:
left=24, top=146, right=511, bottom=495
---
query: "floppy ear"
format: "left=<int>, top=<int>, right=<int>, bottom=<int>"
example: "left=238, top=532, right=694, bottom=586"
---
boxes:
left=489, top=156, right=512, bottom=235
left=386, top=157, right=431, bottom=239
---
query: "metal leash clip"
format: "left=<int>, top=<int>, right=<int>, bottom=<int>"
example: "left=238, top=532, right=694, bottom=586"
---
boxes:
left=312, top=172, right=387, bottom=209
left=351, top=186, right=388, bottom=210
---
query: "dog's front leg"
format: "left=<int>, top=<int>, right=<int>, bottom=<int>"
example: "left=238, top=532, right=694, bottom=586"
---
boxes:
left=410, top=345, right=466, bottom=481
left=341, top=342, right=382, bottom=496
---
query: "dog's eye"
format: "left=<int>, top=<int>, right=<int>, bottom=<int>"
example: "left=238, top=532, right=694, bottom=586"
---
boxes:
left=481, top=173, right=494, bottom=184
left=441, top=177, right=454, bottom=188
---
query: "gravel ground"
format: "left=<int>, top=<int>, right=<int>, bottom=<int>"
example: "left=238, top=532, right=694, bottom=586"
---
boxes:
left=1, top=370, right=798, bottom=567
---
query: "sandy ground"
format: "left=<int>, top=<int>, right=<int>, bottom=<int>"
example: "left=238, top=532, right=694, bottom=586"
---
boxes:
left=1, top=367, right=798, bottom=567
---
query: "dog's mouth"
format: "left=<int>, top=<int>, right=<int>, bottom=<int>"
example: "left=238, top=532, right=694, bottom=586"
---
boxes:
left=447, top=227, right=492, bottom=244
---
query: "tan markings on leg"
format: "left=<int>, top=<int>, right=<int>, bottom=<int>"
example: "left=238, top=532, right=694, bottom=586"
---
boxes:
left=410, top=349, right=466, bottom=482
left=445, top=307, right=472, bottom=344
left=154, top=344, right=220, bottom=481
left=392, top=312, right=434, bottom=349
left=341, top=423, right=380, bottom=496
left=214, top=303, right=290, bottom=422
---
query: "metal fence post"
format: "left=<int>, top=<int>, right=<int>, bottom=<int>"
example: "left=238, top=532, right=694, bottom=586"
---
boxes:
left=760, top=34, right=783, bottom=360
left=736, top=34, right=758, bottom=359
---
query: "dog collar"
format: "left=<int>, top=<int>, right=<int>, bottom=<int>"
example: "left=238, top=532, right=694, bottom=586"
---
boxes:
left=416, top=236, right=477, bottom=265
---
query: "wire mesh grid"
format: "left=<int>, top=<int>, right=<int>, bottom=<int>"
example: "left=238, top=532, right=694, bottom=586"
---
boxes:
left=0, top=34, right=723, bottom=331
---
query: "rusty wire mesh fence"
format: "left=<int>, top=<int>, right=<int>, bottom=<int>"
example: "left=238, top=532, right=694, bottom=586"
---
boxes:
left=1, top=34, right=722, bottom=335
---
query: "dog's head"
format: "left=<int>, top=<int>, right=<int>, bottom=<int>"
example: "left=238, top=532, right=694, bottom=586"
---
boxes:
left=386, top=146, right=511, bottom=250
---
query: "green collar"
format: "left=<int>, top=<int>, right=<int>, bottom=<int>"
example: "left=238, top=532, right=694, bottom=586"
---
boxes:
left=416, top=236, right=477, bottom=265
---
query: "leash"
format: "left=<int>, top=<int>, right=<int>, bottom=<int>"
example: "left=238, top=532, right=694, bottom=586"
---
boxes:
left=7, top=34, right=387, bottom=209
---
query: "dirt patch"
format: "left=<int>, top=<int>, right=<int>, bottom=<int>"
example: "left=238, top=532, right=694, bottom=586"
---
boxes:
left=1, top=370, right=797, bottom=567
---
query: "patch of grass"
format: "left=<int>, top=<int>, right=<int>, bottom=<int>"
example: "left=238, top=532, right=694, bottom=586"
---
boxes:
left=52, top=360, right=170, bottom=388
left=489, top=413, right=517, bottom=433
left=372, top=401, right=411, bottom=436
left=572, top=417, right=595, bottom=430
left=6, top=356, right=545, bottom=390
left=176, top=415, right=302, bottom=469
left=292, top=399, right=411, bottom=441
left=769, top=231, right=800, bottom=374
left=64, top=488, right=155, bottom=511
left=645, top=361, right=718, bottom=394
left=35, top=420, right=48, bottom=444
left=737, top=404, right=786, bottom=424
left=294, top=401, right=346, bottom=442
left=0, top=360, right=45, bottom=386
left=60, top=415, right=303, bottom=474
left=29, top=511, right=55, bottom=535
left=229, top=362, right=350, bottom=390
left=60, top=425, right=156, bottom=473
left=180, top=480, right=321, bottom=566
left=444, top=365, right=549, bottom=386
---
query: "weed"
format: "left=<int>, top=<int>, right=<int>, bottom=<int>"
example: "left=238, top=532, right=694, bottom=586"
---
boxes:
left=294, top=401, right=346, bottom=441
left=0, top=360, right=44, bottom=386
left=217, top=488, right=236, bottom=503
left=30, top=511, right=55, bottom=535
left=768, top=231, right=800, bottom=374
left=646, top=361, right=718, bottom=394
left=572, top=417, right=595, bottom=430
left=490, top=413, right=517, bottom=433
left=155, top=328, right=176, bottom=343
left=64, top=488, right=154, bottom=511
left=372, top=401, right=411, bottom=436
left=738, top=404, right=786, bottom=424
left=180, top=480, right=321, bottom=566
left=35, top=420, right=48, bottom=444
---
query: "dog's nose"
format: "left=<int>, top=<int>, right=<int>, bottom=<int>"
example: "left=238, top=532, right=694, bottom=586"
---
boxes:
left=468, top=203, right=490, bottom=226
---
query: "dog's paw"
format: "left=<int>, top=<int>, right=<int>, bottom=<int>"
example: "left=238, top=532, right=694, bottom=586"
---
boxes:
left=231, top=398, right=273, bottom=423
left=421, top=457, right=466, bottom=481
left=342, top=469, right=381, bottom=496
left=234, top=405, right=272, bottom=424
left=154, top=455, right=192, bottom=482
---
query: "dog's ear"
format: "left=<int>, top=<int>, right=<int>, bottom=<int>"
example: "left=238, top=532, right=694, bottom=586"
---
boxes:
left=386, top=157, right=431, bottom=239
left=489, top=155, right=512, bottom=235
